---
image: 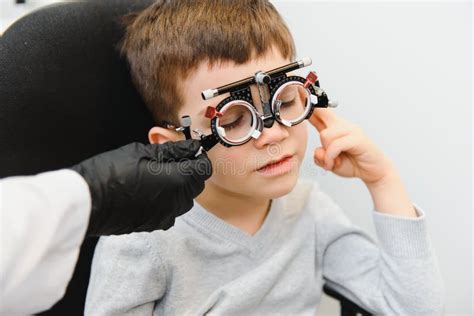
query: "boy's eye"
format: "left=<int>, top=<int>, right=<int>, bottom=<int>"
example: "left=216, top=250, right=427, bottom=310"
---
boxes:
left=221, top=114, right=243, bottom=130
left=280, top=98, right=296, bottom=107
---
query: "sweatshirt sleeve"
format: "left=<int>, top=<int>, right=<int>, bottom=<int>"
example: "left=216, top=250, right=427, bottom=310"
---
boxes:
left=85, top=232, right=167, bottom=315
left=311, top=183, right=445, bottom=315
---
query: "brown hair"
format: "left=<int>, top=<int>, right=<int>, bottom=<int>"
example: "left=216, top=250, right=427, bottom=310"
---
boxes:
left=119, top=0, right=296, bottom=126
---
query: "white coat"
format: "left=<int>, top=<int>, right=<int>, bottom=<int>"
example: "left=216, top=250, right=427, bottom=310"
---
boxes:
left=0, top=169, right=91, bottom=315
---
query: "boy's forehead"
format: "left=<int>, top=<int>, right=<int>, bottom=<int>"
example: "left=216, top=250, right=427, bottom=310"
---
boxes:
left=185, top=54, right=291, bottom=104
left=179, top=52, right=291, bottom=124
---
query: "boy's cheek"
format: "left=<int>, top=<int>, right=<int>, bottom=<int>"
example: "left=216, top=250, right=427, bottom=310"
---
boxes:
left=291, top=121, right=309, bottom=154
left=207, top=145, right=255, bottom=177
left=205, top=123, right=308, bottom=178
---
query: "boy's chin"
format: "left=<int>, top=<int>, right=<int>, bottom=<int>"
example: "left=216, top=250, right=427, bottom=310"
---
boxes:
left=247, top=170, right=300, bottom=199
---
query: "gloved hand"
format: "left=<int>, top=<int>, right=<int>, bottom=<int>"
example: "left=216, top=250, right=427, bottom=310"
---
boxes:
left=70, top=139, right=212, bottom=236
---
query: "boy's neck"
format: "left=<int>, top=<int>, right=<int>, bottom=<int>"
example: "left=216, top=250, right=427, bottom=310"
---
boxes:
left=195, top=182, right=271, bottom=236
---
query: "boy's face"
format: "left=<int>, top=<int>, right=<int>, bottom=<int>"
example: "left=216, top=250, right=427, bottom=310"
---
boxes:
left=150, top=47, right=309, bottom=200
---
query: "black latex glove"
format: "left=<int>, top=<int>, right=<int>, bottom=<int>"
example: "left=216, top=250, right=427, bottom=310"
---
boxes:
left=70, top=139, right=212, bottom=236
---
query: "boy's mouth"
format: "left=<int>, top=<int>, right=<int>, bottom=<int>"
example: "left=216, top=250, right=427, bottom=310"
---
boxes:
left=256, top=155, right=293, bottom=176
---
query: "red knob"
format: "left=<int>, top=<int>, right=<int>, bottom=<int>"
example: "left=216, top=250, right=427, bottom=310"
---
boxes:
left=304, top=71, right=318, bottom=89
left=205, top=106, right=223, bottom=119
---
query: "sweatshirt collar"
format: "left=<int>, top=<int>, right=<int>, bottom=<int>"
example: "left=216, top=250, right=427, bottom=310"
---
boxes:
left=183, top=197, right=284, bottom=254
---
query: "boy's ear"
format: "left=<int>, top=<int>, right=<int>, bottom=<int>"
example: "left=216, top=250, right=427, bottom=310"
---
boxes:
left=148, top=126, right=184, bottom=144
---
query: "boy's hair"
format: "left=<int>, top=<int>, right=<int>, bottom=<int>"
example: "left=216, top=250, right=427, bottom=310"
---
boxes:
left=119, top=0, right=296, bottom=126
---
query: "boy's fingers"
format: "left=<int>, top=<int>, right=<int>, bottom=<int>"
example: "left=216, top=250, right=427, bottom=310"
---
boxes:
left=308, top=114, right=327, bottom=132
left=324, top=134, right=357, bottom=170
left=314, top=147, right=343, bottom=170
left=313, top=147, right=326, bottom=166
left=319, top=126, right=351, bottom=149
left=308, top=108, right=339, bottom=131
left=316, top=108, right=339, bottom=124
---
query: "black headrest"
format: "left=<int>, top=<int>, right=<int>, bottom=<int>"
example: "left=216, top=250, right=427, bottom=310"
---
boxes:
left=0, top=1, right=154, bottom=313
left=0, top=0, right=154, bottom=178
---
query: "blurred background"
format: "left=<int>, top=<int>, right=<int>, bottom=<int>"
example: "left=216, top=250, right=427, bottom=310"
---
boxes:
left=1, top=0, right=472, bottom=315
left=277, top=1, right=472, bottom=315
left=1, top=0, right=72, bottom=33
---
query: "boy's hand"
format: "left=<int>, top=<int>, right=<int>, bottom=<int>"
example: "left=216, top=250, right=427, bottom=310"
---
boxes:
left=308, top=108, right=417, bottom=217
left=308, top=108, right=395, bottom=186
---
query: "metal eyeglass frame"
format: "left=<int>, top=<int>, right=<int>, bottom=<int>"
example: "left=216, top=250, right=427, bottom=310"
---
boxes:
left=160, top=57, right=338, bottom=152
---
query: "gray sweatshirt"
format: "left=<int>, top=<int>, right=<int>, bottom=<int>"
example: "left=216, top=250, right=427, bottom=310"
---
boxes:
left=85, top=178, right=444, bottom=315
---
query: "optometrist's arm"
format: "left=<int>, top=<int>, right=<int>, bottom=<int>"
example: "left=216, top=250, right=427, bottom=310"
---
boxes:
left=0, top=169, right=91, bottom=315
left=0, top=139, right=212, bottom=314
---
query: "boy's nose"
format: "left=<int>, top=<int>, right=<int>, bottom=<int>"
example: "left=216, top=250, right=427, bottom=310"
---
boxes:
left=253, top=120, right=290, bottom=149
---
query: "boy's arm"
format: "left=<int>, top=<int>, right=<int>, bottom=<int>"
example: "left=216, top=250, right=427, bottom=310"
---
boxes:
left=366, top=167, right=418, bottom=217
left=307, top=107, right=444, bottom=313
left=85, top=232, right=166, bottom=315
left=311, top=185, right=445, bottom=315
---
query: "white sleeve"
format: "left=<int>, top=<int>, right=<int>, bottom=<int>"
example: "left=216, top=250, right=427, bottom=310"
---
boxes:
left=0, top=169, right=92, bottom=315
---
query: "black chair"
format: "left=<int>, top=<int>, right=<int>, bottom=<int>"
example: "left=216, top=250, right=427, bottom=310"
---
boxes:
left=0, top=0, right=154, bottom=314
left=323, top=285, right=373, bottom=316
left=0, top=1, right=371, bottom=314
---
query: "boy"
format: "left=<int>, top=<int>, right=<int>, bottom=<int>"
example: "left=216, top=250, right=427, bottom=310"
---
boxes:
left=85, top=1, right=444, bottom=314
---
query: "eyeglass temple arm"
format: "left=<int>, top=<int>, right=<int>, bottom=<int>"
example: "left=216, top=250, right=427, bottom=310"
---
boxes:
left=178, top=115, right=219, bottom=152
